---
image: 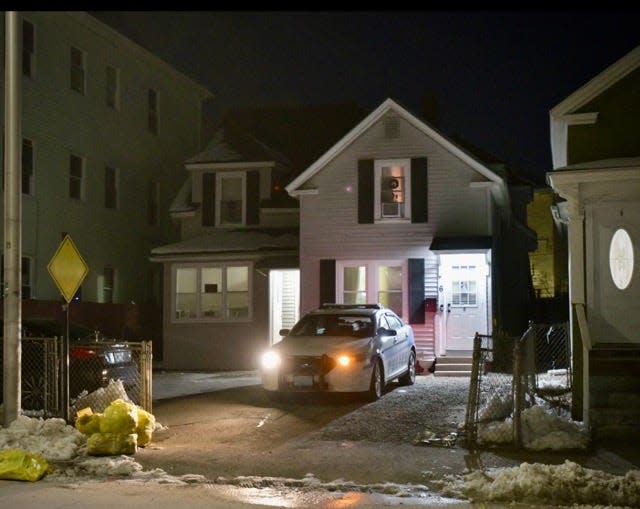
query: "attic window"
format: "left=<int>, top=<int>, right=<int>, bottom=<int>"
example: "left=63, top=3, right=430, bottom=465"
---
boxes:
left=384, top=115, right=400, bottom=139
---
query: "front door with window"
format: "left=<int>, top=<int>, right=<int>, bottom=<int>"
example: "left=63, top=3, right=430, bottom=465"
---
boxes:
left=439, top=253, right=489, bottom=352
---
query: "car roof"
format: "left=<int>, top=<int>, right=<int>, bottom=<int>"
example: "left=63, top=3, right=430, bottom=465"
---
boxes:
left=308, top=303, right=386, bottom=317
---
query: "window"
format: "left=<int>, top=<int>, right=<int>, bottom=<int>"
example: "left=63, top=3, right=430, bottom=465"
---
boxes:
left=202, top=170, right=260, bottom=227
left=374, top=159, right=411, bottom=220
left=148, top=88, right=158, bottom=134
left=147, top=180, right=159, bottom=225
left=106, top=65, right=120, bottom=109
left=22, top=138, right=34, bottom=195
left=338, top=260, right=405, bottom=316
left=70, top=46, right=86, bottom=94
left=104, top=166, right=118, bottom=209
left=609, top=228, right=634, bottom=290
left=102, top=267, right=114, bottom=303
left=1, top=255, right=33, bottom=299
left=69, top=154, right=84, bottom=200
left=343, top=266, right=366, bottom=304
left=22, top=19, right=35, bottom=78
left=217, top=172, right=245, bottom=225
left=451, top=265, right=478, bottom=306
left=174, top=264, right=251, bottom=321
left=378, top=265, right=403, bottom=312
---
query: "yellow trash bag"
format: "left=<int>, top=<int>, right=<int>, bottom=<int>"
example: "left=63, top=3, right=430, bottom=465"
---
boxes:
left=75, top=408, right=102, bottom=435
left=136, top=407, right=156, bottom=447
left=0, top=449, right=50, bottom=482
left=87, top=433, right=138, bottom=456
left=100, top=399, right=138, bottom=434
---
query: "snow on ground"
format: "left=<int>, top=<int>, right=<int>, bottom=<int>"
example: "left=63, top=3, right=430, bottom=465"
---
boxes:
left=0, top=412, right=638, bottom=507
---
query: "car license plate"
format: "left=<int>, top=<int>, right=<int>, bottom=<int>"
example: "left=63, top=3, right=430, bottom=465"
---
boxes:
left=293, top=375, right=314, bottom=387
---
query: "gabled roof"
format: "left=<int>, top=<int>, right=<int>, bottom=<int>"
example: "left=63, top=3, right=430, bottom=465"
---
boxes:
left=201, top=102, right=368, bottom=176
left=286, top=98, right=506, bottom=197
left=550, top=45, right=640, bottom=117
left=185, top=125, right=292, bottom=167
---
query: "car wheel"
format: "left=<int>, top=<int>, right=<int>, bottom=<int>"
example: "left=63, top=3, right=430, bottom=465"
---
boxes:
left=398, top=350, right=417, bottom=386
left=367, top=359, right=383, bottom=401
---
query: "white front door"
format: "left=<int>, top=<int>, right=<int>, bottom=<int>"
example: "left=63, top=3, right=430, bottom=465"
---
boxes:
left=269, top=269, right=300, bottom=345
left=440, top=253, right=489, bottom=351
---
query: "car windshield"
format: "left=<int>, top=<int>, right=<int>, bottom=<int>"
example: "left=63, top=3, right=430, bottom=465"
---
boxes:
left=289, top=314, right=374, bottom=338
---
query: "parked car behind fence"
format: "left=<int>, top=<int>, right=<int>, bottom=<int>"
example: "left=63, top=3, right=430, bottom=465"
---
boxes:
left=0, top=319, right=152, bottom=419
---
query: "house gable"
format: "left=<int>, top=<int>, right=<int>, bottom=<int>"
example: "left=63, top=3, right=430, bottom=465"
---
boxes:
left=286, top=98, right=506, bottom=199
left=549, top=44, right=640, bottom=168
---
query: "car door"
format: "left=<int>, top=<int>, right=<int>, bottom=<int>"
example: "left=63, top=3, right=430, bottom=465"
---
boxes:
left=383, top=312, right=410, bottom=379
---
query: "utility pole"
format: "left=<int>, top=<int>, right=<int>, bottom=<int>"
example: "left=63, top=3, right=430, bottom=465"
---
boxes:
left=3, top=11, right=23, bottom=426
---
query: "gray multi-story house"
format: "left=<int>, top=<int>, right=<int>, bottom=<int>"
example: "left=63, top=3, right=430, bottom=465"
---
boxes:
left=0, top=12, right=212, bottom=335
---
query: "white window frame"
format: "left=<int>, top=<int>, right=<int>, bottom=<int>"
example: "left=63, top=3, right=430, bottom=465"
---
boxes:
left=70, top=45, right=86, bottom=95
left=105, top=165, right=118, bottom=209
left=216, top=171, right=246, bottom=226
left=69, top=153, right=84, bottom=200
left=374, top=158, right=411, bottom=222
left=106, top=65, right=120, bottom=110
left=22, top=137, right=34, bottom=196
left=172, top=263, right=253, bottom=323
left=22, top=19, right=35, bottom=78
left=336, top=259, right=408, bottom=319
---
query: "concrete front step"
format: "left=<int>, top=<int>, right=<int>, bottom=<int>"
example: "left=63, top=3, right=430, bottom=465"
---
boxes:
left=434, top=370, right=471, bottom=377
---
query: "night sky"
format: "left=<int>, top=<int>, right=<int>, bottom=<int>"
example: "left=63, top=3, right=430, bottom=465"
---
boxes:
left=91, top=10, right=639, bottom=184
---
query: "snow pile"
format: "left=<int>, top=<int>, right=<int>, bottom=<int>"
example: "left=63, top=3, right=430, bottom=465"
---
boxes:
left=441, top=460, right=640, bottom=507
left=0, top=415, right=86, bottom=460
left=477, top=399, right=588, bottom=450
left=70, top=379, right=132, bottom=415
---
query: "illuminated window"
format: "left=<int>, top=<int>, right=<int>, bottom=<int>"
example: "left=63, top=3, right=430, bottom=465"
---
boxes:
left=174, top=264, right=251, bottom=321
left=343, top=266, right=366, bottom=304
left=374, top=159, right=411, bottom=220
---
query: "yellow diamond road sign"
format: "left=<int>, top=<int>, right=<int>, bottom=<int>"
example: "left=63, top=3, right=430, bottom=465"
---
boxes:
left=47, top=235, right=89, bottom=303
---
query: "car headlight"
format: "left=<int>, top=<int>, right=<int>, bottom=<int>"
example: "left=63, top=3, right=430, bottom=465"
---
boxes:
left=261, top=351, right=281, bottom=370
left=336, top=354, right=353, bottom=367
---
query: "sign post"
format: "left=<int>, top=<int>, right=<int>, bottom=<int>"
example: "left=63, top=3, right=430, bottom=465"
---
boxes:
left=47, top=234, right=88, bottom=421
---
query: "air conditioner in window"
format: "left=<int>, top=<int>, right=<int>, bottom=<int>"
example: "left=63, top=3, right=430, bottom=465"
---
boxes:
left=382, top=202, right=402, bottom=217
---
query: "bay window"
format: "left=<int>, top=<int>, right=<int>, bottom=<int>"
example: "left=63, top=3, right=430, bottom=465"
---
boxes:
left=174, top=264, right=251, bottom=321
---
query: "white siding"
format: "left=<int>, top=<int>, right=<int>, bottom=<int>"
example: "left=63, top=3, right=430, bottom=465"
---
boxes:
left=299, top=111, right=494, bottom=313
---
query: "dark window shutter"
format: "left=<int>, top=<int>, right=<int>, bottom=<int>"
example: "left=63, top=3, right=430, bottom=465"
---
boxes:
left=408, top=258, right=425, bottom=324
left=411, top=157, right=428, bottom=223
left=358, top=159, right=374, bottom=224
left=319, top=259, right=336, bottom=305
left=246, top=170, right=260, bottom=225
left=202, top=173, right=215, bottom=226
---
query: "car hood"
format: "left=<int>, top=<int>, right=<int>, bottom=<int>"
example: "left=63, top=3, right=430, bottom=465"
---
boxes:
left=275, top=335, right=372, bottom=356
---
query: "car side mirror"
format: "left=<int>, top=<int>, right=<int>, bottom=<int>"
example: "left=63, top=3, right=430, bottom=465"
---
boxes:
left=279, top=328, right=290, bottom=336
left=377, top=327, right=397, bottom=337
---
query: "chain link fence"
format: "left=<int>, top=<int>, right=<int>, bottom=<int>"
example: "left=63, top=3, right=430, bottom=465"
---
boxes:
left=464, top=321, right=570, bottom=448
left=1, top=336, right=152, bottom=421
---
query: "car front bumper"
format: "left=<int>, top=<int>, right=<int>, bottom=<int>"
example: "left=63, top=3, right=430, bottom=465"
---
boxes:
left=261, top=355, right=372, bottom=393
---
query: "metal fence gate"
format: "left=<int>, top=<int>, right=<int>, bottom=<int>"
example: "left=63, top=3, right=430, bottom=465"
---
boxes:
left=1, top=337, right=152, bottom=421
left=464, top=321, right=570, bottom=448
